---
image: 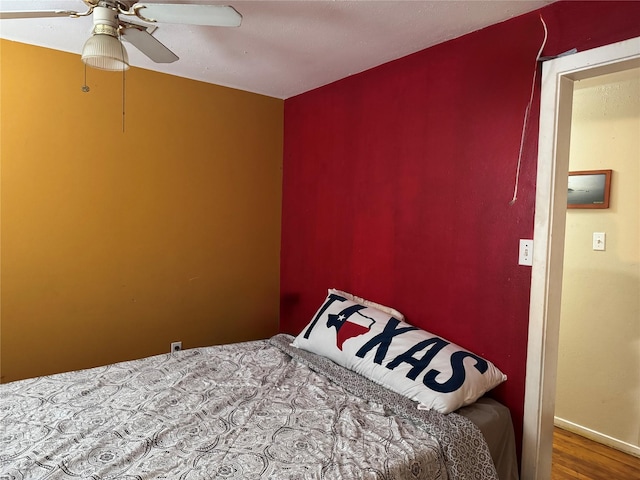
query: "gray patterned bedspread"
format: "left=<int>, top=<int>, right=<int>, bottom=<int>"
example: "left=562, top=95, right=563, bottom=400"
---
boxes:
left=1, top=334, right=498, bottom=480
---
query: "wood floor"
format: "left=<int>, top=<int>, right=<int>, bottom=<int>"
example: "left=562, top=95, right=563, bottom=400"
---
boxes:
left=552, top=427, right=640, bottom=479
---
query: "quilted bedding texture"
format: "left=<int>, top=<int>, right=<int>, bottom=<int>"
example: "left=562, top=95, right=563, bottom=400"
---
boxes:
left=0, top=334, right=498, bottom=480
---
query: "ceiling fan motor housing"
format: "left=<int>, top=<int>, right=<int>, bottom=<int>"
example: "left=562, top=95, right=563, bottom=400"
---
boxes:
left=93, top=5, right=119, bottom=34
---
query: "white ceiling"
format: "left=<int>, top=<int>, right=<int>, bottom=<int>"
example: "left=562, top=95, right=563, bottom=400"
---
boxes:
left=0, top=0, right=555, bottom=99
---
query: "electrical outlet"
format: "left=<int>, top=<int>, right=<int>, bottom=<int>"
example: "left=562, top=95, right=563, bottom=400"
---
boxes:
left=171, top=341, right=182, bottom=353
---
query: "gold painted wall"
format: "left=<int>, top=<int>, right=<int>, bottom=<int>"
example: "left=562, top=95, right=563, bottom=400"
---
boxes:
left=0, top=40, right=283, bottom=383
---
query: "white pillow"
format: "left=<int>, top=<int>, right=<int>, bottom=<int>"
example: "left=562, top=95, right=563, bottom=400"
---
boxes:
left=329, top=288, right=405, bottom=320
left=292, top=291, right=506, bottom=414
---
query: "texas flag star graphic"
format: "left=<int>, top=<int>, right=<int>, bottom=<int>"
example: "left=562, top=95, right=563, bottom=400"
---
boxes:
left=326, top=311, right=376, bottom=350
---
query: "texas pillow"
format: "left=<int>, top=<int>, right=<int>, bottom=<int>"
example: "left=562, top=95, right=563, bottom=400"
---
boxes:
left=292, top=289, right=506, bottom=414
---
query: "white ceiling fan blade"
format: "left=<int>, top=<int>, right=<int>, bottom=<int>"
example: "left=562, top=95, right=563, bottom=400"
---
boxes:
left=134, top=4, right=241, bottom=27
left=121, top=26, right=179, bottom=64
left=0, top=10, right=80, bottom=20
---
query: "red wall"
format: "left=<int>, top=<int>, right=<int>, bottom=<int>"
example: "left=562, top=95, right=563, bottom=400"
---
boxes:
left=280, top=0, right=640, bottom=458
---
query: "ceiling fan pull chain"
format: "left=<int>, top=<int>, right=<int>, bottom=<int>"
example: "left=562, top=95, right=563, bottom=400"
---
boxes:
left=81, top=64, right=90, bottom=93
left=121, top=56, right=126, bottom=133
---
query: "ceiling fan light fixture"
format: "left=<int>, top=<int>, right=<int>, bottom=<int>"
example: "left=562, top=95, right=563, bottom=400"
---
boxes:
left=82, top=3, right=128, bottom=72
left=82, top=27, right=129, bottom=71
left=4, top=2, right=242, bottom=71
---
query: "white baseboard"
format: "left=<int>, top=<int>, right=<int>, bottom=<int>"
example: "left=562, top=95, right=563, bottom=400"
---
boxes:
left=554, top=416, right=640, bottom=458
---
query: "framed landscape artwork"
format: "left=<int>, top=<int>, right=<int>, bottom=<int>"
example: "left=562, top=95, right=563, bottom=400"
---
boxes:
left=567, top=170, right=612, bottom=209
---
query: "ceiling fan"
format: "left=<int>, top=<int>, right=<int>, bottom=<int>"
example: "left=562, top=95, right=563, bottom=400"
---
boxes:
left=0, top=1, right=242, bottom=71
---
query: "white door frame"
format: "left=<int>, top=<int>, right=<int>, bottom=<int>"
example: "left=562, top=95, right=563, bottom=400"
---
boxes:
left=521, top=36, right=640, bottom=480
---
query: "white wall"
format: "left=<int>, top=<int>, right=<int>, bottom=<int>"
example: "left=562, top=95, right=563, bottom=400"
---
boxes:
left=555, top=67, right=640, bottom=455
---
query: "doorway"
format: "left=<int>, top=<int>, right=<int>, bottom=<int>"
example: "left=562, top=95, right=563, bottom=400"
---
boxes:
left=555, top=67, right=639, bottom=454
left=520, top=37, right=640, bottom=480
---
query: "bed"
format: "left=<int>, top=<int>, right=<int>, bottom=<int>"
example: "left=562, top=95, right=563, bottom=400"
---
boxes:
left=1, top=335, right=517, bottom=479
left=1, top=290, right=519, bottom=479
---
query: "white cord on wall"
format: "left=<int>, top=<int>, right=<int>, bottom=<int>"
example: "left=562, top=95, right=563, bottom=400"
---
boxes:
left=509, top=15, right=548, bottom=205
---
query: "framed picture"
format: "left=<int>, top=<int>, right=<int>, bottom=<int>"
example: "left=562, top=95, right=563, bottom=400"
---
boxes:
left=567, top=169, right=612, bottom=209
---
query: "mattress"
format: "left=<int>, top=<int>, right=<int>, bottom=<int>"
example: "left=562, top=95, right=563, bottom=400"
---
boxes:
left=457, top=398, right=519, bottom=480
left=0, top=334, right=510, bottom=479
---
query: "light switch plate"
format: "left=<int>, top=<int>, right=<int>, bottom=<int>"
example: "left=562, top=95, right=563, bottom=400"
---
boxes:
left=593, top=232, right=606, bottom=251
left=519, top=239, right=533, bottom=266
